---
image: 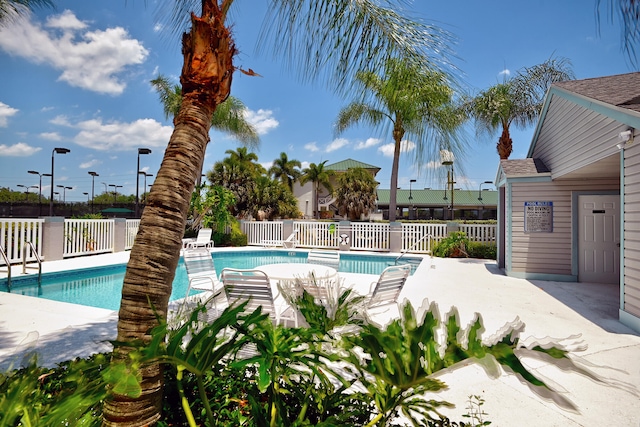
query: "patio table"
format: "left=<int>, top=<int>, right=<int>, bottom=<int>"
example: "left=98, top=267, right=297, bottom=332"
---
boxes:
left=256, top=262, right=339, bottom=303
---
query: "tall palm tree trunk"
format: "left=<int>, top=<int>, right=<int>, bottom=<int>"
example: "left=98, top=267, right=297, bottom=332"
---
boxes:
left=388, top=122, right=404, bottom=222
left=103, top=2, right=234, bottom=425
left=497, top=127, right=513, bottom=159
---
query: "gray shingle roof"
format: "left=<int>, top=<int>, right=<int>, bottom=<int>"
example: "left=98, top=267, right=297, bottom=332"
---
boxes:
left=554, top=72, right=640, bottom=113
left=499, top=158, right=550, bottom=178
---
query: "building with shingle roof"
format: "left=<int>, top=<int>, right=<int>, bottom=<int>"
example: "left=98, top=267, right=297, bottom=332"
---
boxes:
left=496, top=71, right=640, bottom=333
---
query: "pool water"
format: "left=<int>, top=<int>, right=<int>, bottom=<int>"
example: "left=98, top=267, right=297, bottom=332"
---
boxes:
left=0, top=250, right=421, bottom=311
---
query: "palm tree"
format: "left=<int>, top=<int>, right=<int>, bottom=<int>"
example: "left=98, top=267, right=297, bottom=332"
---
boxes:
left=208, top=149, right=262, bottom=217
left=300, top=160, right=335, bottom=219
left=596, top=0, right=640, bottom=66
left=151, top=74, right=259, bottom=147
left=0, top=0, right=54, bottom=24
left=466, top=57, right=574, bottom=160
left=335, top=58, right=465, bottom=222
left=335, top=167, right=378, bottom=220
left=106, top=1, right=458, bottom=424
left=268, top=152, right=301, bottom=191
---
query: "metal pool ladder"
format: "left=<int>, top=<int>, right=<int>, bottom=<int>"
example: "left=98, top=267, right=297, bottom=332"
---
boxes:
left=0, top=245, right=10, bottom=289
left=22, top=241, right=42, bottom=285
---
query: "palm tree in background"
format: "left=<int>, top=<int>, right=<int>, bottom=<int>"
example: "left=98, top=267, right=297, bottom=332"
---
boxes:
left=335, top=167, right=378, bottom=220
left=300, top=160, right=335, bottom=219
left=151, top=74, right=259, bottom=147
left=0, top=0, right=53, bottom=24
left=465, top=57, right=575, bottom=160
left=596, top=0, right=640, bottom=67
left=335, top=58, right=465, bottom=221
left=268, top=152, right=301, bottom=191
left=106, top=0, right=459, bottom=424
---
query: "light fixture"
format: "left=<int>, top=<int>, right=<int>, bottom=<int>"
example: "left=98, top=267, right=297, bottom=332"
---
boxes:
left=617, top=128, right=634, bottom=150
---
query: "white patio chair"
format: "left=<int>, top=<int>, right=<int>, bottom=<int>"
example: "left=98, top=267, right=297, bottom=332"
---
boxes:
left=221, top=267, right=299, bottom=327
left=307, top=249, right=340, bottom=269
left=366, top=263, right=411, bottom=309
left=180, top=248, right=225, bottom=319
left=282, top=232, right=298, bottom=248
left=186, top=228, right=214, bottom=249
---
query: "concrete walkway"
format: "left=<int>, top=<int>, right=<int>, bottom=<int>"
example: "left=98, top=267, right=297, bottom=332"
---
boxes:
left=1, top=252, right=639, bottom=426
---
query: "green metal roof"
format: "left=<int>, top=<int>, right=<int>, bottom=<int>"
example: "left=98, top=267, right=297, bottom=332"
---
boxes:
left=376, top=188, right=498, bottom=207
left=325, top=158, right=381, bottom=172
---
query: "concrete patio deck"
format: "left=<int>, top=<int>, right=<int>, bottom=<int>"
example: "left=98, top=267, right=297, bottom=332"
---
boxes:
left=1, top=250, right=639, bottom=426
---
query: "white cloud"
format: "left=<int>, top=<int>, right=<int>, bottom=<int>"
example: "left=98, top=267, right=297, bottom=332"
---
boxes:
left=0, top=10, right=148, bottom=95
left=0, top=142, right=42, bottom=156
left=300, top=161, right=311, bottom=169
left=305, top=142, right=319, bottom=152
left=378, top=139, right=416, bottom=157
left=79, top=159, right=101, bottom=169
left=244, top=109, right=279, bottom=134
left=325, top=138, right=349, bottom=152
left=355, top=137, right=382, bottom=150
left=39, top=132, right=62, bottom=141
left=498, top=69, right=511, bottom=77
left=0, top=101, right=18, bottom=127
left=52, top=116, right=172, bottom=151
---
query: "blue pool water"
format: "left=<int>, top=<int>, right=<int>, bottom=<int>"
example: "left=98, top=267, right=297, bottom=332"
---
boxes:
left=0, top=250, right=421, bottom=311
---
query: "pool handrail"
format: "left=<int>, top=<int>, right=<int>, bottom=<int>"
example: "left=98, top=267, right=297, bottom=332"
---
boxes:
left=22, top=241, right=42, bottom=284
left=0, top=244, right=10, bottom=289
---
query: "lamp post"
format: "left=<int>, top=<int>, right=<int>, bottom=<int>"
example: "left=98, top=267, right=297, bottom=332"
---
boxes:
left=54, top=191, right=59, bottom=201
left=28, top=170, right=51, bottom=215
left=140, top=172, right=153, bottom=206
left=88, top=171, right=99, bottom=213
left=49, top=147, right=70, bottom=216
left=109, top=184, right=122, bottom=205
left=57, top=185, right=72, bottom=203
left=440, top=150, right=454, bottom=221
left=83, top=192, right=90, bottom=203
left=135, top=148, right=152, bottom=218
left=478, top=180, right=493, bottom=220
left=408, top=179, right=416, bottom=219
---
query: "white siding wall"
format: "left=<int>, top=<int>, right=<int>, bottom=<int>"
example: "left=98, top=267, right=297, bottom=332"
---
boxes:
left=533, top=96, right=621, bottom=179
left=624, top=144, right=640, bottom=317
left=508, top=179, right=619, bottom=276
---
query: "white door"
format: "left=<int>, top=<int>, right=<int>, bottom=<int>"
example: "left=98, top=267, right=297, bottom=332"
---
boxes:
left=578, top=195, right=620, bottom=284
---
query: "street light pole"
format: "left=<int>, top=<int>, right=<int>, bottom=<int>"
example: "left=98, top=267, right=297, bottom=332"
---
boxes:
left=440, top=150, right=454, bottom=221
left=409, top=179, right=416, bottom=219
left=141, top=172, right=153, bottom=207
left=88, top=171, right=99, bottom=213
left=49, top=147, right=70, bottom=216
left=478, top=180, right=493, bottom=220
left=135, top=148, right=152, bottom=218
left=57, top=185, right=72, bottom=203
left=28, top=170, right=51, bottom=216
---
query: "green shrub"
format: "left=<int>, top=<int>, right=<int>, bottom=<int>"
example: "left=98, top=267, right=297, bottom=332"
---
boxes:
left=467, top=241, right=497, bottom=260
left=432, top=231, right=470, bottom=258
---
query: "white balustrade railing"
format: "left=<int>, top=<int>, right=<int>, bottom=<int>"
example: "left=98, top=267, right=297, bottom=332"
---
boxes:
left=350, top=222, right=390, bottom=251
left=0, top=219, right=44, bottom=265
left=63, top=219, right=114, bottom=257
left=458, top=223, right=496, bottom=244
left=401, top=223, right=448, bottom=253
left=296, top=221, right=339, bottom=248
left=125, top=219, right=141, bottom=249
left=242, top=221, right=283, bottom=245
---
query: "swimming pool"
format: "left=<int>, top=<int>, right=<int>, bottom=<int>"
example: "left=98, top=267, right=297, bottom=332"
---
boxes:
left=0, top=250, right=422, bottom=311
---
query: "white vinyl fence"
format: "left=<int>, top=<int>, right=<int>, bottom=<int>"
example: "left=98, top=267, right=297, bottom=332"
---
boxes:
left=0, top=219, right=44, bottom=265
left=63, top=219, right=114, bottom=257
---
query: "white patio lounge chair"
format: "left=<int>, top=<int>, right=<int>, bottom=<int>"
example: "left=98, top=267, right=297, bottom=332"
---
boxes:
left=221, top=267, right=299, bottom=327
left=183, top=248, right=223, bottom=298
left=186, top=228, right=214, bottom=249
left=366, top=263, right=411, bottom=309
left=307, top=249, right=340, bottom=269
left=262, top=232, right=298, bottom=248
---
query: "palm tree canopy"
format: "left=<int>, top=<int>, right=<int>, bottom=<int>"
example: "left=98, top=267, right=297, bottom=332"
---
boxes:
left=300, top=160, right=334, bottom=194
left=596, top=0, right=640, bottom=67
left=466, top=56, right=574, bottom=159
left=268, top=152, right=302, bottom=190
left=158, top=0, right=459, bottom=96
left=150, top=74, right=259, bottom=147
left=335, top=58, right=465, bottom=221
left=0, top=0, right=54, bottom=25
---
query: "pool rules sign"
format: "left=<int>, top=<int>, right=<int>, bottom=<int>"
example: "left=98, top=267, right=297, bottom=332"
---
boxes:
left=524, top=201, right=553, bottom=233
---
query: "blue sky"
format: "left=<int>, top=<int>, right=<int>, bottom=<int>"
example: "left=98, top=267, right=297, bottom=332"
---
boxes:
left=0, top=1, right=635, bottom=203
